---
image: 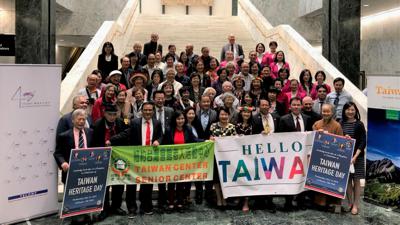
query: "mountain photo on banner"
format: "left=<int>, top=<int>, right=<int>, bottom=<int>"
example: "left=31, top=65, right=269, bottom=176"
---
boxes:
left=365, top=108, right=400, bottom=209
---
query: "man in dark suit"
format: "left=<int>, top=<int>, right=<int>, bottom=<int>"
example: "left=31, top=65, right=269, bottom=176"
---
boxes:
left=54, top=109, right=93, bottom=225
left=278, top=96, right=312, bottom=211
left=128, top=42, right=147, bottom=66
left=253, top=98, right=280, bottom=134
left=56, top=95, right=93, bottom=136
left=252, top=98, right=279, bottom=212
left=143, top=33, right=163, bottom=57
left=92, top=105, right=128, bottom=221
left=152, top=90, right=173, bottom=209
left=111, top=101, right=163, bottom=215
left=220, top=34, right=244, bottom=62
left=119, top=56, right=133, bottom=89
left=302, top=96, right=322, bottom=127
left=195, top=95, right=217, bottom=204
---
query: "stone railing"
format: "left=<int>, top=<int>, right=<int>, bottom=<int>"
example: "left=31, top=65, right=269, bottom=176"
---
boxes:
left=238, top=0, right=367, bottom=125
left=59, top=0, right=140, bottom=114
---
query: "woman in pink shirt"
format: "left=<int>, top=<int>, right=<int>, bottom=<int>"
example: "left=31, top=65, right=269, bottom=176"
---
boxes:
left=262, top=41, right=278, bottom=67
left=255, top=43, right=266, bottom=65
left=285, top=79, right=306, bottom=105
left=299, top=69, right=317, bottom=99
left=278, top=68, right=292, bottom=93
left=270, top=50, right=290, bottom=79
left=207, top=57, right=220, bottom=82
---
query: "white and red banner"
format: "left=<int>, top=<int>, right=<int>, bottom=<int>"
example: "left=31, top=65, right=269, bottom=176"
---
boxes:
left=214, top=132, right=314, bottom=198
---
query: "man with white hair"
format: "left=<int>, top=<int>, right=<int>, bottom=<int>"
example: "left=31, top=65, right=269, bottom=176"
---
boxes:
left=174, top=62, right=190, bottom=86
left=220, top=34, right=244, bottom=61
left=213, top=81, right=239, bottom=108
left=56, top=95, right=93, bottom=136
left=78, top=73, right=101, bottom=114
left=54, top=109, right=93, bottom=224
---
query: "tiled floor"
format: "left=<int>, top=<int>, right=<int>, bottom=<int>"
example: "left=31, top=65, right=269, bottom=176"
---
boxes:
left=16, top=198, right=400, bottom=225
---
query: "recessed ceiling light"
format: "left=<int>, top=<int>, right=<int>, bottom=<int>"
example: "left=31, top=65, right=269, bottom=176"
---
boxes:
left=363, top=4, right=369, bottom=7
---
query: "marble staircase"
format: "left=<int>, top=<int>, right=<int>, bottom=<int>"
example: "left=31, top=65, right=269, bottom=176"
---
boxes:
left=124, top=15, right=257, bottom=59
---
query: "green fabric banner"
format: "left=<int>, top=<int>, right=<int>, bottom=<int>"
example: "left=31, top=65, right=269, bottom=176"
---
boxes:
left=107, top=142, right=214, bottom=185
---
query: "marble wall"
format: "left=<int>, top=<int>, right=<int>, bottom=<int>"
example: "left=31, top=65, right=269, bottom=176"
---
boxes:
left=0, top=0, right=15, bottom=34
left=248, top=0, right=322, bottom=43
left=322, top=0, right=361, bottom=87
left=56, top=0, right=128, bottom=36
left=15, top=0, right=56, bottom=64
left=361, top=11, right=400, bottom=76
left=298, top=0, right=322, bottom=17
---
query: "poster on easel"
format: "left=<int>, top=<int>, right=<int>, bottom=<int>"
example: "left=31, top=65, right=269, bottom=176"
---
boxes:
left=365, top=75, right=400, bottom=210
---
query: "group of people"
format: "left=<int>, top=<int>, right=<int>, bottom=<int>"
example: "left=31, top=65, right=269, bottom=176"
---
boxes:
left=54, top=33, right=366, bottom=224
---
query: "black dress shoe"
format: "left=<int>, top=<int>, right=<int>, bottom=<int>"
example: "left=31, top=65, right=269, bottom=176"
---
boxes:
left=266, top=203, right=276, bottom=213
left=111, top=208, right=127, bottom=216
left=176, top=205, right=184, bottom=213
left=96, top=211, right=108, bottom=222
left=128, top=207, right=137, bottom=217
left=283, top=203, right=294, bottom=212
left=195, top=194, right=203, bottom=204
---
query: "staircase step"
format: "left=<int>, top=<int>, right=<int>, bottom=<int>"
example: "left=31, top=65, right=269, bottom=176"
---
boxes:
left=125, top=15, right=257, bottom=59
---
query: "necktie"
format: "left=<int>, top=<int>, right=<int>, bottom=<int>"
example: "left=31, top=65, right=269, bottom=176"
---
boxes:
left=231, top=44, right=234, bottom=52
left=145, top=121, right=151, bottom=146
left=334, top=93, right=340, bottom=106
left=263, top=115, right=270, bottom=134
left=79, top=129, right=85, bottom=148
left=296, top=116, right=301, bottom=132
left=319, top=101, right=324, bottom=114
left=201, top=111, right=209, bottom=131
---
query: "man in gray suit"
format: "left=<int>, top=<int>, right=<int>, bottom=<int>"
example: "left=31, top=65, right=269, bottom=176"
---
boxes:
left=220, top=34, right=244, bottom=62
left=312, top=84, right=328, bottom=115
left=152, top=90, right=174, bottom=134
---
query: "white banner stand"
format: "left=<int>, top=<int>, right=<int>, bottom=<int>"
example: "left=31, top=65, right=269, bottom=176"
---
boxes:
left=0, top=64, right=60, bottom=224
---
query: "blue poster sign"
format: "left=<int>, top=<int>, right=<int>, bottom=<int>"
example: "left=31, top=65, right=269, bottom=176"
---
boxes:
left=305, top=132, right=355, bottom=199
left=61, top=147, right=112, bottom=218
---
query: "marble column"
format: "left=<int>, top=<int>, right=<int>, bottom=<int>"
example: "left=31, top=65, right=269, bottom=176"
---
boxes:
left=322, top=0, right=360, bottom=87
left=15, top=0, right=55, bottom=64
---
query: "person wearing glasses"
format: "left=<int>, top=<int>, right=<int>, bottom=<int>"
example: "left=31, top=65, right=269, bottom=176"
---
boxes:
left=326, top=78, right=352, bottom=120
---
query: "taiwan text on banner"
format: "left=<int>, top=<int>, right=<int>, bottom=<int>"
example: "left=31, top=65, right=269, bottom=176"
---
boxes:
left=107, top=142, right=214, bottom=185
left=305, top=132, right=355, bottom=199
left=61, top=147, right=112, bottom=218
left=214, top=132, right=313, bottom=198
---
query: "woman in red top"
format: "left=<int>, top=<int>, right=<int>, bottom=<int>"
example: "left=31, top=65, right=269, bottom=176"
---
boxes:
left=163, top=110, right=198, bottom=213
left=92, top=83, right=116, bottom=122
left=269, top=50, right=290, bottom=79
left=285, top=79, right=306, bottom=103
